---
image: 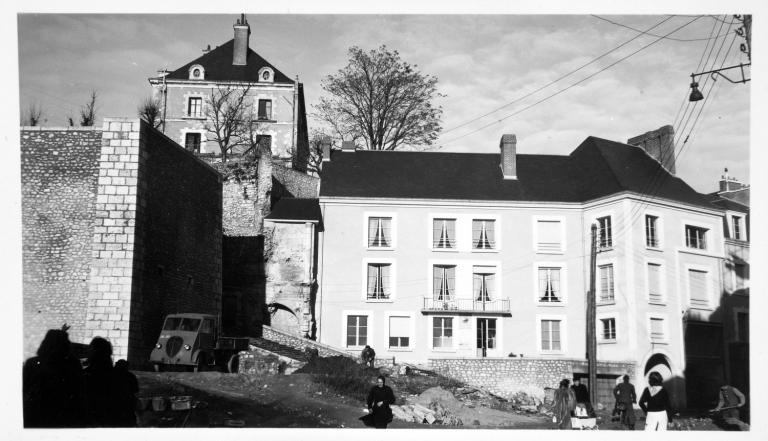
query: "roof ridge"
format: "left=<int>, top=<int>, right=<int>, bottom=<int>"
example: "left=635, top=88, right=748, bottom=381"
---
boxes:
left=583, top=136, right=625, bottom=191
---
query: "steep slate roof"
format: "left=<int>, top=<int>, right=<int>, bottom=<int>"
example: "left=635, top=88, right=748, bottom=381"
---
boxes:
left=166, top=39, right=293, bottom=84
left=266, top=198, right=322, bottom=222
left=707, top=195, right=749, bottom=213
left=320, top=136, right=713, bottom=208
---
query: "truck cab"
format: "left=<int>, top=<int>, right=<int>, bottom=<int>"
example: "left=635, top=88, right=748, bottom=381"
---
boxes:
left=150, top=313, right=218, bottom=371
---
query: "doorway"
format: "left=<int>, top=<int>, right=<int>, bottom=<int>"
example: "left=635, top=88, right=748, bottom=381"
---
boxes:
left=476, top=318, right=496, bottom=357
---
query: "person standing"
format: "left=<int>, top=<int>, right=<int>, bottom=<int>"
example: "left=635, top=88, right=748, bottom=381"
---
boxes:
left=552, top=379, right=577, bottom=430
left=639, top=371, right=673, bottom=431
left=23, top=329, right=86, bottom=427
left=365, top=375, right=395, bottom=428
left=113, top=359, right=140, bottom=427
left=711, top=385, right=746, bottom=424
left=613, top=374, right=637, bottom=430
left=571, top=378, right=594, bottom=417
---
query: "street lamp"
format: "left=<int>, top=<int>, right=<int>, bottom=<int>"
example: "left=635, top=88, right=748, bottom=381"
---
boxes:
left=688, top=63, right=751, bottom=102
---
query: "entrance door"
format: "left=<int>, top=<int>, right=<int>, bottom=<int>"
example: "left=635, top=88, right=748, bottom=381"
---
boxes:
left=476, top=318, right=496, bottom=357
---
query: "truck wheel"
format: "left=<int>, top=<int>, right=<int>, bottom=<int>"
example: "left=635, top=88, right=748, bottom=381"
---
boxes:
left=227, top=354, right=240, bottom=373
left=193, top=354, right=207, bottom=373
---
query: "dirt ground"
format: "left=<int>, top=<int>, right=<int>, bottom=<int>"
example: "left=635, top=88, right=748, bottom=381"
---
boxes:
left=133, top=371, right=731, bottom=431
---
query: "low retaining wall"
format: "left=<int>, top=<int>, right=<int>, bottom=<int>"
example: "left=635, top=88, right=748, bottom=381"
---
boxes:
left=429, top=358, right=635, bottom=400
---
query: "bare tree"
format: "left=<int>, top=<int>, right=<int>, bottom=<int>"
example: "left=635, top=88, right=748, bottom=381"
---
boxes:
left=137, top=96, right=163, bottom=129
left=22, top=103, right=43, bottom=126
left=314, top=45, right=444, bottom=151
left=67, top=116, right=75, bottom=127
left=204, top=85, right=253, bottom=162
left=79, top=90, right=98, bottom=126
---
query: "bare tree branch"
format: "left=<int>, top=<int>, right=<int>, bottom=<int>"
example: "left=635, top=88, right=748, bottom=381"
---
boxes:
left=79, top=90, right=98, bottom=126
left=22, top=103, right=43, bottom=126
left=313, top=45, right=444, bottom=151
left=137, top=96, right=163, bottom=129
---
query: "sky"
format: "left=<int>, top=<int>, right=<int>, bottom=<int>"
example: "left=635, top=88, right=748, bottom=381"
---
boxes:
left=15, top=12, right=752, bottom=193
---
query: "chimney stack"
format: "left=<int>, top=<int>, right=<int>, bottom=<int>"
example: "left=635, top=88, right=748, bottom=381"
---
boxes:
left=341, top=141, right=356, bottom=151
left=719, top=168, right=747, bottom=192
left=499, top=134, right=517, bottom=180
left=321, top=137, right=332, bottom=162
left=233, top=14, right=250, bottom=66
left=627, top=125, right=676, bottom=174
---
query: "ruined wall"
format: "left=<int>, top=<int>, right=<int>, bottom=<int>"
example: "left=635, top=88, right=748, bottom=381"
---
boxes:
left=21, top=127, right=102, bottom=356
left=272, top=164, right=319, bottom=200
left=429, top=358, right=635, bottom=400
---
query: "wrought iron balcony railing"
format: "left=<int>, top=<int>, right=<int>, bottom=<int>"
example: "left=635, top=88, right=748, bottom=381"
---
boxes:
left=422, top=297, right=511, bottom=314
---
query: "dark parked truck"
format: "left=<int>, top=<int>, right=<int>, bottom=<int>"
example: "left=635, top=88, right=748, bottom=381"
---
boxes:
left=149, top=313, right=249, bottom=373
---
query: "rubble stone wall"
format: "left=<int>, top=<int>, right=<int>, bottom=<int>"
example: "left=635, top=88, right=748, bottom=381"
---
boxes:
left=272, top=165, right=319, bottom=199
left=429, top=358, right=635, bottom=400
left=21, top=127, right=102, bottom=356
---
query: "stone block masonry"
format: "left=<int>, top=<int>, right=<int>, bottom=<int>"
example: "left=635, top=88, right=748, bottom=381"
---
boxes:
left=21, top=119, right=222, bottom=366
left=21, top=127, right=102, bottom=356
left=429, top=358, right=635, bottom=401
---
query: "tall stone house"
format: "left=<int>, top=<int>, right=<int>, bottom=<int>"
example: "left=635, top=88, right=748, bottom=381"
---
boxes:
left=316, top=126, right=735, bottom=408
left=148, top=14, right=310, bottom=171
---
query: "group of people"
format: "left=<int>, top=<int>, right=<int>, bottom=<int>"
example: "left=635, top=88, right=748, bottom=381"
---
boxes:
left=23, top=328, right=139, bottom=428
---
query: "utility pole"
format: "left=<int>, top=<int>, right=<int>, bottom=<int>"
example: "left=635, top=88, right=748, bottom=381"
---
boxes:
left=587, top=224, right=598, bottom=405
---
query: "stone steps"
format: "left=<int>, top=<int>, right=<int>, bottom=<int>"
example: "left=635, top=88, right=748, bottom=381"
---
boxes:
left=248, top=337, right=310, bottom=363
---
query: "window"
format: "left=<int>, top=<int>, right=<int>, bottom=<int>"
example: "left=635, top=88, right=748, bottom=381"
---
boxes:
left=732, top=216, right=743, bottom=240
left=200, top=319, right=215, bottom=334
left=645, top=215, right=659, bottom=248
left=368, top=217, right=392, bottom=247
left=432, top=265, right=455, bottom=301
left=688, top=269, right=709, bottom=308
left=472, top=219, right=496, bottom=249
left=538, top=267, right=562, bottom=303
left=650, top=317, right=665, bottom=341
left=388, top=316, right=410, bottom=348
left=685, top=225, right=708, bottom=250
left=537, top=220, right=563, bottom=253
left=540, top=319, right=561, bottom=351
left=184, top=133, right=201, bottom=153
left=601, top=318, right=616, bottom=341
left=598, top=216, right=612, bottom=249
left=737, top=312, right=749, bottom=342
left=346, top=315, right=368, bottom=347
left=647, top=263, right=663, bottom=303
left=432, top=218, right=456, bottom=249
left=432, top=317, right=453, bottom=348
left=187, top=97, right=203, bottom=117
left=257, top=99, right=272, bottom=120
left=598, top=264, right=615, bottom=303
left=366, top=264, right=391, bottom=300
left=473, top=267, right=495, bottom=302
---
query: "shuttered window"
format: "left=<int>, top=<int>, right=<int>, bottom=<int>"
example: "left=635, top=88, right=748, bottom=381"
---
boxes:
left=541, top=320, right=561, bottom=351
left=537, top=220, right=562, bottom=252
left=688, top=269, right=709, bottom=308
left=648, top=263, right=662, bottom=303
left=389, top=316, right=410, bottom=348
left=650, top=317, right=665, bottom=341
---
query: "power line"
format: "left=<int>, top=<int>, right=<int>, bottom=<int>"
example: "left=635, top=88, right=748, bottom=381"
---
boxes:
left=438, top=15, right=676, bottom=137
left=591, top=15, right=733, bottom=42
left=437, top=15, right=705, bottom=149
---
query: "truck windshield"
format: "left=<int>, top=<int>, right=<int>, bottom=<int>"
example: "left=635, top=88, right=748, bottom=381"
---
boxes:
left=163, top=317, right=201, bottom=331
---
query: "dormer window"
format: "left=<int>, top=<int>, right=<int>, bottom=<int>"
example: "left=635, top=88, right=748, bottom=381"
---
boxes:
left=188, top=64, right=205, bottom=80
left=258, top=67, right=274, bottom=83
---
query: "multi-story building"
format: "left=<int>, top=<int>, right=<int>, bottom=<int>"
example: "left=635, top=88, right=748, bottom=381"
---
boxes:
left=148, top=14, right=309, bottom=171
left=316, top=130, right=728, bottom=407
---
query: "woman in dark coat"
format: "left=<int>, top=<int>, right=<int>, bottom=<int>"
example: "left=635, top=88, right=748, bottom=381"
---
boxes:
left=552, top=378, right=577, bottom=429
left=83, top=337, right=122, bottom=427
left=639, top=371, right=673, bottom=431
left=23, top=329, right=86, bottom=427
left=365, top=375, right=395, bottom=428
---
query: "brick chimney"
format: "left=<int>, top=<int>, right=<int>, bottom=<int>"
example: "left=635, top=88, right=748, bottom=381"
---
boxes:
left=627, top=125, right=676, bottom=174
left=321, top=136, right=332, bottom=162
left=719, top=168, right=747, bottom=192
left=233, top=14, right=250, bottom=66
left=341, top=141, right=356, bottom=151
left=499, top=134, right=517, bottom=180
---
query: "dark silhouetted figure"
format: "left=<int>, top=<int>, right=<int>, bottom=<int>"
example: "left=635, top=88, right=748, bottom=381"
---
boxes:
left=361, top=345, right=375, bottom=368
left=552, top=378, right=576, bottom=429
left=363, top=375, right=395, bottom=428
left=23, top=329, right=86, bottom=427
left=83, top=337, right=126, bottom=427
left=614, top=374, right=637, bottom=430
left=113, top=359, right=139, bottom=426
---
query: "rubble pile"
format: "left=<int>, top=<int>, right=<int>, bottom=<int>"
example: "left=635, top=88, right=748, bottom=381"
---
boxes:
left=391, top=386, right=463, bottom=426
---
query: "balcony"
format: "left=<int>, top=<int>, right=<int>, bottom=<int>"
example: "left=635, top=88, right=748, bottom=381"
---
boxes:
left=422, top=297, right=511, bottom=315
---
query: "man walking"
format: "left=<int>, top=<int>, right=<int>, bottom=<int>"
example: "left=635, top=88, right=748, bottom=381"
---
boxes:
left=613, top=375, right=637, bottom=430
